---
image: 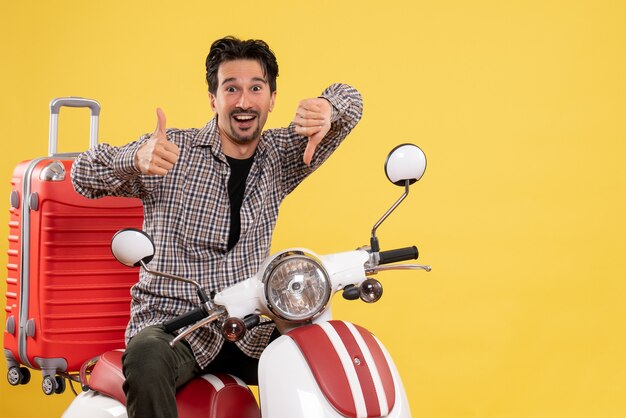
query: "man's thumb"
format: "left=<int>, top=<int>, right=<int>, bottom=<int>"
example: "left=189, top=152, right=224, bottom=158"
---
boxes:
left=303, top=139, right=318, bottom=166
left=154, top=107, right=167, bottom=136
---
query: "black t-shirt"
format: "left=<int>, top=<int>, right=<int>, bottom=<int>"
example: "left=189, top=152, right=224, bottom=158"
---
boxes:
left=225, top=155, right=255, bottom=251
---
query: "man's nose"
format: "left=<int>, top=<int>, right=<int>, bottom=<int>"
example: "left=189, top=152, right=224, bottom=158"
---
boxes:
left=236, top=91, right=251, bottom=109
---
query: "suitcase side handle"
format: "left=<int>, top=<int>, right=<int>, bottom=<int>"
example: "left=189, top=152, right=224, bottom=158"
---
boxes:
left=49, top=97, right=101, bottom=156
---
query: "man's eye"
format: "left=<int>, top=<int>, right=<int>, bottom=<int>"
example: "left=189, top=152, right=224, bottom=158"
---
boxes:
left=251, top=86, right=262, bottom=92
left=226, top=86, right=237, bottom=93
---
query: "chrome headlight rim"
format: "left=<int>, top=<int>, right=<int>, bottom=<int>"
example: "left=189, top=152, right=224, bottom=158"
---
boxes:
left=262, top=250, right=331, bottom=322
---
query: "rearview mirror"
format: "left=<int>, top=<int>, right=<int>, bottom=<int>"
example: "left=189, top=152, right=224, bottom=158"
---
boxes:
left=384, top=143, right=427, bottom=186
left=371, top=144, right=427, bottom=252
left=110, top=228, right=155, bottom=267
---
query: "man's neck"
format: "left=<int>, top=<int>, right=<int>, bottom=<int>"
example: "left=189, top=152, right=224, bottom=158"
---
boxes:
left=218, top=130, right=260, bottom=159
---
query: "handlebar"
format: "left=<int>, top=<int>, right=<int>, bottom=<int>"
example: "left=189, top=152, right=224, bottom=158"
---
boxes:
left=154, top=246, right=422, bottom=339
left=163, top=307, right=208, bottom=333
left=378, top=246, right=418, bottom=265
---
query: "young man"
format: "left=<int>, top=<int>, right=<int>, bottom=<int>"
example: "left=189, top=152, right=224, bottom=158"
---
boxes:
left=71, top=36, right=363, bottom=417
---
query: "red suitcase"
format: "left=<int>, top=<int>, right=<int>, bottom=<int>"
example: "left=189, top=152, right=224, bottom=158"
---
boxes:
left=3, top=98, right=143, bottom=395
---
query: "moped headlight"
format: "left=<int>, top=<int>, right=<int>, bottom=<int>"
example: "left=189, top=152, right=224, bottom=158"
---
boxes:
left=263, top=251, right=331, bottom=322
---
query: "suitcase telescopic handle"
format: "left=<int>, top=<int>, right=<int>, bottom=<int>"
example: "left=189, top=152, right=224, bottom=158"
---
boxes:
left=49, top=97, right=101, bottom=156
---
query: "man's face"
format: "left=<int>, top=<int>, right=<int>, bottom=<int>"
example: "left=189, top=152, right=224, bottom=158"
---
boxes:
left=210, top=59, right=276, bottom=146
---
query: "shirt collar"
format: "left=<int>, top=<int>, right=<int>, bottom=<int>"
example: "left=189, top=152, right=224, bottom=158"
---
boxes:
left=195, top=117, right=221, bottom=150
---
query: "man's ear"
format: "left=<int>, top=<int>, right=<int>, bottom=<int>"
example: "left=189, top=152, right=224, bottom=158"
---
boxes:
left=269, top=90, right=277, bottom=112
left=209, top=92, right=216, bottom=112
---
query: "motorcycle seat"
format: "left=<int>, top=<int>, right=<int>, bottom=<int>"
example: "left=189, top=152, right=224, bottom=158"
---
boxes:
left=85, top=350, right=260, bottom=418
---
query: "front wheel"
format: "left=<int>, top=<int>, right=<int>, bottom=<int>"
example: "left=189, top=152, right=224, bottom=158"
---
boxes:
left=42, top=375, right=58, bottom=395
left=7, top=366, right=30, bottom=386
left=54, top=376, right=66, bottom=394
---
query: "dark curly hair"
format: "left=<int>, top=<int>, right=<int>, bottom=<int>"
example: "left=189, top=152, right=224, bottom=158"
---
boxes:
left=205, top=36, right=279, bottom=95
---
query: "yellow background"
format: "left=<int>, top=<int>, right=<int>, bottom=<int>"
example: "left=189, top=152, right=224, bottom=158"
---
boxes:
left=1, top=0, right=625, bottom=416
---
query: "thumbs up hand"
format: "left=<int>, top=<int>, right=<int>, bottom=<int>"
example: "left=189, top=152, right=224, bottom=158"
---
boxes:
left=134, top=108, right=180, bottom=176
left=293, top=98, right=332, bottom=166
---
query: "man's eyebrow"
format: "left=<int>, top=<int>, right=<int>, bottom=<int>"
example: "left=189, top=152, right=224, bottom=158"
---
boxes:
left=221, top=76, right=268, bottom=86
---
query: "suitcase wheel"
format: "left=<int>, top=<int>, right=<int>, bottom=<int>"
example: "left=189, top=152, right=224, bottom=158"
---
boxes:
left=7, top=366, right=31, bottom=386
left=42, top=375, right=66, bottom=395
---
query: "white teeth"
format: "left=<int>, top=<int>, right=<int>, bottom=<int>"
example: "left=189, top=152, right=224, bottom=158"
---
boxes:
left=234, top=115, right=254, bottom=121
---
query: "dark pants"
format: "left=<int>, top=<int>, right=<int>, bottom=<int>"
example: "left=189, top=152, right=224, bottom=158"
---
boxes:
left=122, top=325, right=272, bottom=418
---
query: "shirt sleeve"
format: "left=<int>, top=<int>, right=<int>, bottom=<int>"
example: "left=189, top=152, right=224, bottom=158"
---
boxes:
left=70, top=135, right=163, bottom=199
left=277, top=83, right=364, bottom=197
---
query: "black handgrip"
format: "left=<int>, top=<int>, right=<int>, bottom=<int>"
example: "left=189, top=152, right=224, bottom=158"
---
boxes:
left=243, top=315, right=261, bottom=330
left=378, top=246, right=419, bottom=265
left=163, top=307, right=207, bottom=334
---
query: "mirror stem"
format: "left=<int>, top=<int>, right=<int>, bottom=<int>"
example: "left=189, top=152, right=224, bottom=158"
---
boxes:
left=139, top=261, right=212, bottom=304
left=370, top=180, right=410, bottom=252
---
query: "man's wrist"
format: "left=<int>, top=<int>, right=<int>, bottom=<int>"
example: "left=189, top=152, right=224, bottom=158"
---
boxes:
left=319, top=96, right=338, bottom=122
left=114, top=142, right=142, bottom=176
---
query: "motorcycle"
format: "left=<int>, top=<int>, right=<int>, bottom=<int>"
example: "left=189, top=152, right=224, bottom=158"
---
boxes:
left=62, top=143, right=431, bottom=418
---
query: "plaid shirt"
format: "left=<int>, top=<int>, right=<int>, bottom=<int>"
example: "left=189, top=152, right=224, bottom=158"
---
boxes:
left=71, top=83, right=363, bottom=368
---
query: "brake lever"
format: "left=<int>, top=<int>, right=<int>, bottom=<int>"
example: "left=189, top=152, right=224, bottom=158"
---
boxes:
left=367, top=264, right=432, bottom=274
left=169, top=306, right=228, bottom=347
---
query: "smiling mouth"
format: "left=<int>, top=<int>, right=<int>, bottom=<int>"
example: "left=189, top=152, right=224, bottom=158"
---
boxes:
left=232, top=114, right=257, bottom=122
